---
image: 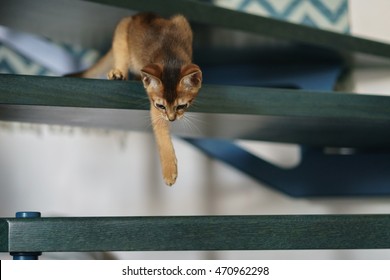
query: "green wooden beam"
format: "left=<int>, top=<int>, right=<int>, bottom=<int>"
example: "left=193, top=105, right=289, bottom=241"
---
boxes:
left=2, top=0, right=390, bottom=59
left=86, top=0, right=390, bottom=59
left=1, top=74, right=390, bottom=147
left=1, top=215, right=390, bottom=252
left=4, top=74, right=390, bottom=118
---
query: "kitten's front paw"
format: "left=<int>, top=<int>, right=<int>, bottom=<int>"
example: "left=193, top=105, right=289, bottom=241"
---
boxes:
left=107, top=69, right=127, bottom=80
left=162, top=158, right=177, bottom=186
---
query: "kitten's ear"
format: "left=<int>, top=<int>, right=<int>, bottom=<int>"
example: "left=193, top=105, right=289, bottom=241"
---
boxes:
left=140, top=64, right=163, bottom=89
left=180, top=64, right=202, bottom=90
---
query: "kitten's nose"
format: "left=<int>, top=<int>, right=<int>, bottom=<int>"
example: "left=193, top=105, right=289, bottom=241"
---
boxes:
left=167, top=113, right=176, bottom=122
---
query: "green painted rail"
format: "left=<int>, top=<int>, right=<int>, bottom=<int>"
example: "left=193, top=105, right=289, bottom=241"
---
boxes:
left=87, top=0, right=390, bottom=58
left=1, top=74, right=390, bottom=147
left=2, top=0, right=390, bottom=59
left=1, top=215, right=390, bottom=252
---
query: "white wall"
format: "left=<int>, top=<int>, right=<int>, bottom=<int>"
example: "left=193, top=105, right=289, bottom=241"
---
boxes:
left=349, top=0, right=390, bottom=95
left=1, top=0, right=390, bottom=260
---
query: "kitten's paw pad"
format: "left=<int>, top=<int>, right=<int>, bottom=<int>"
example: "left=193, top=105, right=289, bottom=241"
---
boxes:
left=107, top=69, right=126, bottom=80
left=162, top=161, right=178, bottom=186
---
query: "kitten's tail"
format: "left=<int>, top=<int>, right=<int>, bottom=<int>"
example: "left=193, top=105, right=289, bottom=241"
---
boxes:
left=65, top=49, right=113, bottom=78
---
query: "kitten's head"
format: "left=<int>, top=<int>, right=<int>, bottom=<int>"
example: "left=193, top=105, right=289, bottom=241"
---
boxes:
left=140, top=63, right=202, bottom=122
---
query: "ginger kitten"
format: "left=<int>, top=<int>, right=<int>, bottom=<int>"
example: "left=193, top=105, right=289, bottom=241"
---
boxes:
left=71, top=13, right=202, bottom=186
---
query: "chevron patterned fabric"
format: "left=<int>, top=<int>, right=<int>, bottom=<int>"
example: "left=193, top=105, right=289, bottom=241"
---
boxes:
left=0, top=26, right=100, bottom=76
left=0, top=44, right=54, bottom=76
left=0, top=41, right=99, bottom=76
left=214, top=0, right=349, bottom=33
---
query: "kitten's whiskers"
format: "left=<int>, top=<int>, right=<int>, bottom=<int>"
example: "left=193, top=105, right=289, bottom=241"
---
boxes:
left=180, top=112, right=203, bottom=135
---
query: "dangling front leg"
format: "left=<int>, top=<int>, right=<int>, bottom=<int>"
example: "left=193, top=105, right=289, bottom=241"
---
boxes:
left=150, top=105, right=178, bottom=186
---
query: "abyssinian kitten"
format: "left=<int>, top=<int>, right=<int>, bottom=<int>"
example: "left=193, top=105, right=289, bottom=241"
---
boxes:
left=71, top=13, right=202, bottom=186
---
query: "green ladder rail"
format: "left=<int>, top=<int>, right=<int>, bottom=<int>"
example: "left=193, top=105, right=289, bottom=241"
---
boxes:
left=88, top=0, right=390, bottom=58
left=2, top=0, right=390, bottom=59
left=2, top=215, right=390, bottom=252
left=1, top=74, right=390, bottom=148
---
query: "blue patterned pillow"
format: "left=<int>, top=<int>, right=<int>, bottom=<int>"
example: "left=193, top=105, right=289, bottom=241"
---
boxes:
left=213, top=0, right=349, bottom=33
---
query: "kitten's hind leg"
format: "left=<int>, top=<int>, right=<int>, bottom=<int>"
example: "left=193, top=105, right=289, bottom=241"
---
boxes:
left=108, top=17, right=132, bottom=80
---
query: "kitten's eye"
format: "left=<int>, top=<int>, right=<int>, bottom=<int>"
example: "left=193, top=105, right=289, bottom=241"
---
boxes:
left=176, top=104, right=188, bottom=111
left=155, top=103, right=166, bottom=110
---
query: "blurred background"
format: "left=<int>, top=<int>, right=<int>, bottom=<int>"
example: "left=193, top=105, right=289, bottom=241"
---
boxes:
left=1, top=0, right=390, bottom=259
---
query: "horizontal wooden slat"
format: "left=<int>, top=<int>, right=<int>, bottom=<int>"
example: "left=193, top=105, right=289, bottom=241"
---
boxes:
left=2, top=0, right=390, bottom=60
left=88, top=0, right=390, bottom=58
left=1, top=74, right=390, bottom=147
left=1, top=215, right=390, bottom=252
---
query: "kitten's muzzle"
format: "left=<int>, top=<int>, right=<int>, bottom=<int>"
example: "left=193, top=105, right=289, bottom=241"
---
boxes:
left=167, top=112, right=177, bottom=122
